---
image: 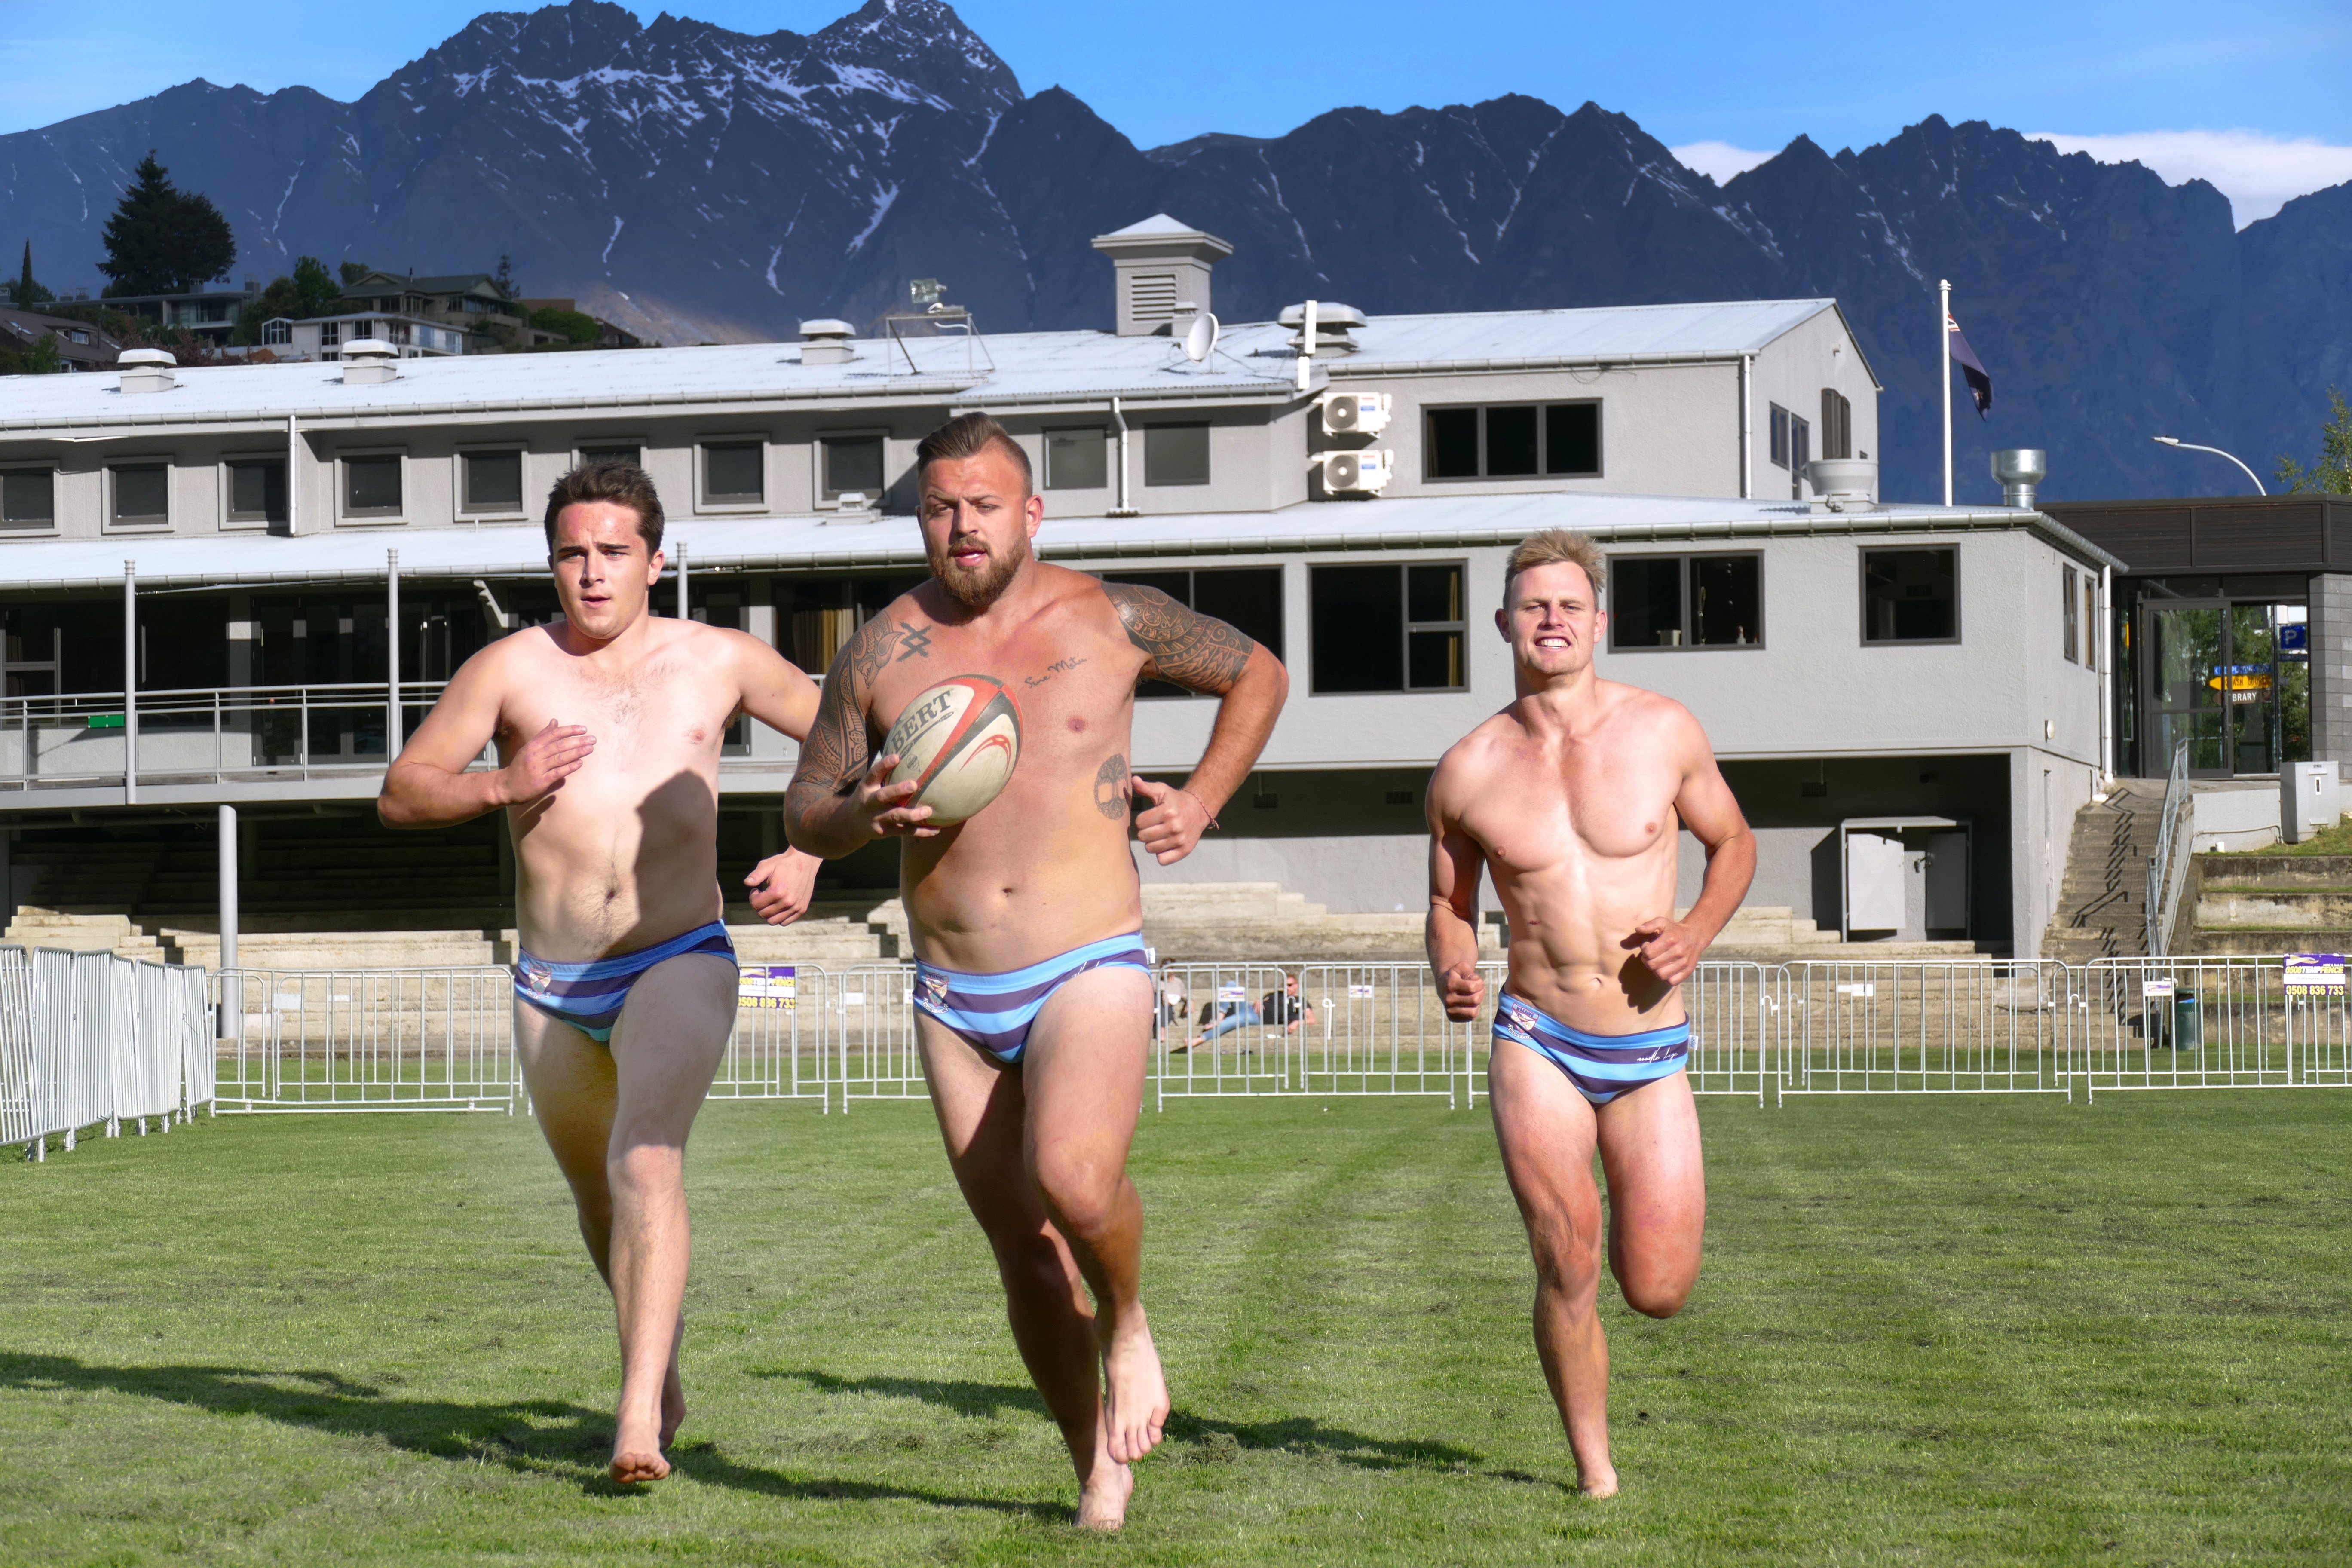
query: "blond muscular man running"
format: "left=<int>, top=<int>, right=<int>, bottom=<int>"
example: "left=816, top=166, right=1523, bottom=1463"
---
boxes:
left=784, top=413, right=1287, bottom=1530
left=380, top=462, right=822, bottom=1484
left=1427, top=530, right=1755, bottom=1497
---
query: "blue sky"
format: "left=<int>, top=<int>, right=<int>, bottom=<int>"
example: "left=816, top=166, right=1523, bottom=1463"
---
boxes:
left=4, top=0, right=2349, bottom=222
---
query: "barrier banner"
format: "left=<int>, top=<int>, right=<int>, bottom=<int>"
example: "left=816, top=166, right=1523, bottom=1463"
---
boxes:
left=738, top=965, right=797, bottom=1010
left=2283, top=954, right=2345, bottom=994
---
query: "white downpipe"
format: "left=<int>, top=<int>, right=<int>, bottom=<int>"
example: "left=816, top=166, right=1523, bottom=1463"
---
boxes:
left=286, top=413, right=300, bottom=534
left=676, top=539, right=689, bottom=619
left=1738, top=354, right=1752, bottom=499
left=1939, top=278, right=1954, bottom=507
left=386, top=549, right=402, bottom=756
left=2099, top=564, right=2114, bottom=781
left=1295, top=299, right=1318, bottom=393
left=122, top=560, right=138, bottom=805
left=1109, top=397, right=1137, bottom=516
left=217, top=804, right=238, bottom=973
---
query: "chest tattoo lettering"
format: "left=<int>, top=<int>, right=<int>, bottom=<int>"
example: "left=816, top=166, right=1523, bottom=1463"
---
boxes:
left=1095, top=753, right=1131, bottom=819
left=1026, top=656, right=1089, bottom=688
left=896, top=623, right=934, bottom=662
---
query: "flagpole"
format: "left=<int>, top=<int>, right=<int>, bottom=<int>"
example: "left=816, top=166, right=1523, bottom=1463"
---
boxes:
left=1939, top=278, right=1953, bottom=506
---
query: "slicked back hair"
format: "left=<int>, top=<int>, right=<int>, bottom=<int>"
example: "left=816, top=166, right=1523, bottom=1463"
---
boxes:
left=544, top=462, right=664, bottom=554
left=1504, top=529, right=1606, bottom=609
left=916, top=411, right=1032, bottom=497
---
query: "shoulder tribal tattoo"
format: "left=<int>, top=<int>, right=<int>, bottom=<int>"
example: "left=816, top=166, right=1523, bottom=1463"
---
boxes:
left=1100, top=582, right=1255, bottom=694
left=788, top=615, right=891, bottom=814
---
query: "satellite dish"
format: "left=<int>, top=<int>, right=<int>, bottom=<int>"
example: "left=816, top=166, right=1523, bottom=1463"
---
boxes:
left=1183, top=312, right=1219, bottom=363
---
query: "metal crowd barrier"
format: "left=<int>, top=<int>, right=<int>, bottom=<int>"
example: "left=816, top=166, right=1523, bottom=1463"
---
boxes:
left=1, top=946, right=214, bottom=1158
left=16, top=956, right=2343, bottom=1139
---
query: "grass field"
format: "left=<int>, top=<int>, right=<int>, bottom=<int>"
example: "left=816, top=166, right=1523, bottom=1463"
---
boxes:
left=4, top=1091, right=2347, bottom=1565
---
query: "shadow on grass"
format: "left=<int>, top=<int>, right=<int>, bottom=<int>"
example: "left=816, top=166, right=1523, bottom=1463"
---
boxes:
left=766, top=1369, right=1496, bottom=1475
left=0, top=1353, right=1064, bottom=1519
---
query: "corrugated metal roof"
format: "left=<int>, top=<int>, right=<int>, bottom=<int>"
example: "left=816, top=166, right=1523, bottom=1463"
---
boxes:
left=0, top=490, right=2118, bottom=593
left=0, top=298, right=1848, bottom=432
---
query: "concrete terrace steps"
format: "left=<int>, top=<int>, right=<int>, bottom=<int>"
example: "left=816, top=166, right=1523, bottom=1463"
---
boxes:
left=2042, top=781, right=2168, bottom=965
left=3, top=909, right=175, bottom=962
left=2187, top=851, right=2352, bottom=957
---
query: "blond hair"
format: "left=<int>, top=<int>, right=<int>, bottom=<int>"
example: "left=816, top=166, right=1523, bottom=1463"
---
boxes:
left=1503, top=529, right=1605, bottom=608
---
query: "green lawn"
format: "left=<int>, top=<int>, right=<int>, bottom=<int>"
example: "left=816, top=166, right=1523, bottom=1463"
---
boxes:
left=3, top=1092, right=2346, bottom=1565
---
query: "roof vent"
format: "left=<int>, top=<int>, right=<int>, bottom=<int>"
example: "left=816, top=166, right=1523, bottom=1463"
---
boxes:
left=118, top=347, right=176, bottom=394
left=1090, top=214, right=1234, bottom=337
left=1280, top=301, right=1364, bottom=355
left=1992, top=449, right=2046, bottom=508
left=341, top=338, right=398, bottom=386
left=1805, top=458, right=1880, bottom=512
left=799, top=318, right=855, bottom=366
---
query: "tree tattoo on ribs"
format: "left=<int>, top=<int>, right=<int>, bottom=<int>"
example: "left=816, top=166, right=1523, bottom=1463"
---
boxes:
left=1101, top=582, right=1255, bottom=692
left=1095, top=754, right=1131, bottom=820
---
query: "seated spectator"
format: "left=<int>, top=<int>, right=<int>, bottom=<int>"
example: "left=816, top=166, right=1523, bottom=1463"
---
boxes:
left=1259, top=972, right=1318, bottom=1034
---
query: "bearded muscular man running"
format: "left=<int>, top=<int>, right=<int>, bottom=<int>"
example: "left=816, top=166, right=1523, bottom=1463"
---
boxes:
left=1426, top=529, right=1755, bottom=1497
left=784, top=413, right=1287, bottom=1530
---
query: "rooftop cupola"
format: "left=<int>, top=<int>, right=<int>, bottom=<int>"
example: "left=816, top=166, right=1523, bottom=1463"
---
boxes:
left=341, top=339, right=398, bottom=386
left=1280, top=301, right=1365, bottom=355
left=1090, top=214, right=1233, bottom=337
left=118, top=347, right=175, bottom=394
left=798, top=319, right=855, bottom=366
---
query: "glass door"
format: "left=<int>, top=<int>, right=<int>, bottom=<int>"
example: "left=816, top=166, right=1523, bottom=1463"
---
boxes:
left=2225, top=604, right=2280, bottom=776
left=2143, top=601, right=2227, bottom=776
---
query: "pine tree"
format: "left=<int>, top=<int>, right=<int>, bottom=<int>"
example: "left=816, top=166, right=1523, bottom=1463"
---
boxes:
left=2276, top=389, right=2352, bottom=496
left=12, top=241, right=55, bottom=307
left=96, top=153, right=236, bottom=297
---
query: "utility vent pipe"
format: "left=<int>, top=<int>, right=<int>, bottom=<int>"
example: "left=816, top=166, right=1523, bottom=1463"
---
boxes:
left=1993, top=449, right=2047, bottom=508
left=119, top=348, right=175, bottom=394
left=341, top=339, right=398, bottom=386
left=799, top=319, right=855, bottom=366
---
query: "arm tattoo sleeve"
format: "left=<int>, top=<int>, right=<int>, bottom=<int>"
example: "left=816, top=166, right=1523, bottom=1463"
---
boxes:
left=786, top=619, right=886, bottom=814
left=1101, top=582, right=1256, bottom=695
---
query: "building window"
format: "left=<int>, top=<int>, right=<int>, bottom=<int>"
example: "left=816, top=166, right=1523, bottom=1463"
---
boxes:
left=1100, top=567, right=1282, bottom=698
left=110, top=462, right=169, bottom=527
left=579, top=444, right=640, bottom=470
left=1862, top=548, right=1960, bottom=644
left=343, top=454, right=403, bottom=520
left=462, top=450, right=523, bottom=514
left=702, top=441, right=764, bottom=505
left=2062, top=565, right=2080, bottom=664
left=1143, top=424, right=1210, bottom=487
left=1821, top=388, right=1853, bottom=460
left=1424, top=403, right=1599, bottom=480
left=1311, top=561, right=1466, bottom=694
left=820, top=435, right=884, bottom=502
left=1609, top=554, right=1763, bottom=649
left=1769, top=404, right=1789, bottom=468
left=1045, top=427, right=1107, bottom=490
left=319, top=320, right=341, bottom=348
left=1, top=468, right=55, bottom=527
left=2082, top=573, right=2097, bottom=673
left=226, top=459, right=286, bottom=526
left=262, top=319, right=291, bottom=346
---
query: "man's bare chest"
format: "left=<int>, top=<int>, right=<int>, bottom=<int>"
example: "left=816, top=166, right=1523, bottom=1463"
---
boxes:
left=505, top=660, right=738, bottom=769
left=1467, top=744, right=1681, bottom=872
left=864, top=616, right=1139, bottom=767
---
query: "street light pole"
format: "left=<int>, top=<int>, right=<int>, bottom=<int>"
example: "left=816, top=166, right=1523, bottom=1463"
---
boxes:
left=2153, top=436, right=2268, bottom=496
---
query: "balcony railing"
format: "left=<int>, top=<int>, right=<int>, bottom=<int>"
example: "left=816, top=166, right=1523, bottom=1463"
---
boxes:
left=0, top=680, right=788, bottom=794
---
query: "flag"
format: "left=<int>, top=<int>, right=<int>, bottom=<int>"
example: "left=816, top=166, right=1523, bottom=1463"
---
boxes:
left=1946, top=312, right=1992, bottom=418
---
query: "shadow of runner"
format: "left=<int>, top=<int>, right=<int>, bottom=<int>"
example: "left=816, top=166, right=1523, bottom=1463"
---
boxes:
left=0, top=1353, right=1065, bottom=1517
left=762, top=1369, right=1491, bottom=1472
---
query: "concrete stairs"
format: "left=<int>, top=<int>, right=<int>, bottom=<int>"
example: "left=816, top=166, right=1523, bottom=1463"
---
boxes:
left=2042, top=781, right=2167, bottom=964
left=2, top=909, right=176, bottom=962
left=2184, top=854, right=2352, bottom=956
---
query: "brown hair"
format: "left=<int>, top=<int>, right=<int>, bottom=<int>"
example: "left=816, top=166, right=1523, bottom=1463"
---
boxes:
left=1503, top=529, right=1606, bottom=608
left=543, top=462, right=665, bottom=553
left=916, top=412, right=1032, bottom=496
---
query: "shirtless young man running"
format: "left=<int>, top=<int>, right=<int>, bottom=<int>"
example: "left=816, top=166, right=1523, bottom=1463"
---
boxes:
left=783, top=413, right=1287, bottom=1530
left=379, top=462, right=824, bottom=1484
left=1426, top=530, right=1755, bottom=1498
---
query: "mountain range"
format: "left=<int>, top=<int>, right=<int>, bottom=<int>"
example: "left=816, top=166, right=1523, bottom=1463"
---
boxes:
left=2, top=0, right=2346, bottom=505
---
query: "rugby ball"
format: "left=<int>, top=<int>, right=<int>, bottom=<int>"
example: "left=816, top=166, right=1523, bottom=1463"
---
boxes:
left=883, top=675, right=1023, bottom=826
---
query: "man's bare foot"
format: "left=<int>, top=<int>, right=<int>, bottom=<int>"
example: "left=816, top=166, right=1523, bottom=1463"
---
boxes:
left=612, top=1403, right=671, bottom=1484
left=1577, top=1468, right=1619, bottom=1499
left=1099, top=1307, right=1170, bottom=1464
left=1075, top=1458, right=1135, bottom=1531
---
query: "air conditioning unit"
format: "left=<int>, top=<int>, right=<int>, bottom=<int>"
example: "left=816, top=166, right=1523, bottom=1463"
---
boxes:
left=1320, top=391, right=1392, bottom=438
left=1316, top=449, right=1393, bottom=496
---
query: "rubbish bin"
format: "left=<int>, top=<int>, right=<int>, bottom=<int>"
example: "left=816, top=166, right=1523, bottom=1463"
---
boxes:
left=2171, top=992, right=2201, bottom=1052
